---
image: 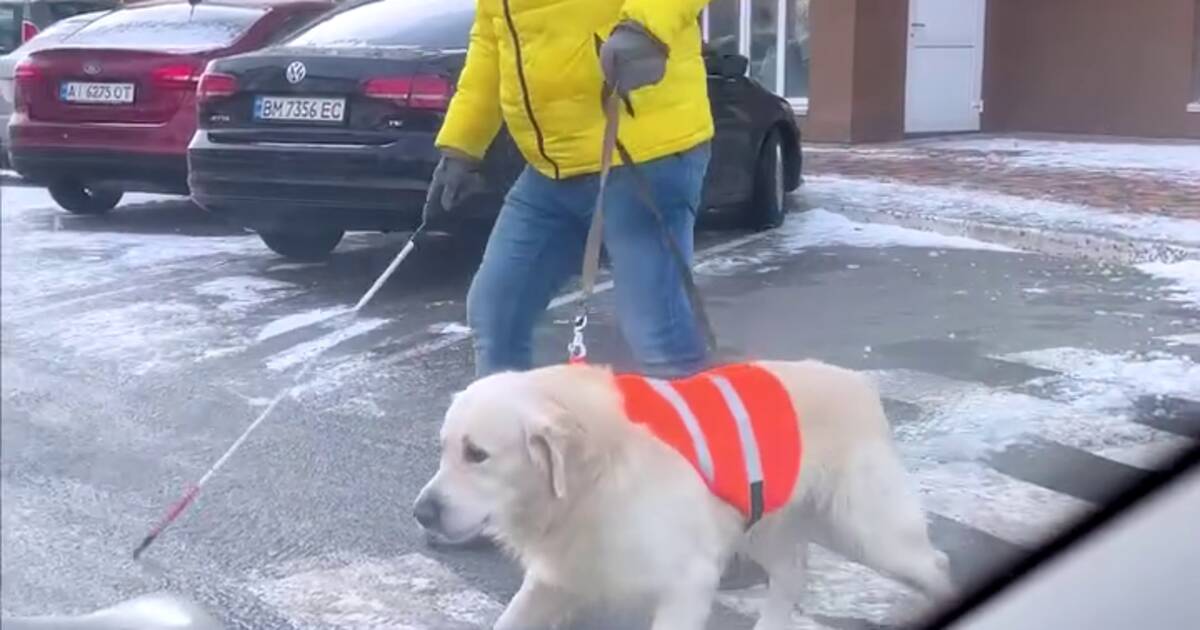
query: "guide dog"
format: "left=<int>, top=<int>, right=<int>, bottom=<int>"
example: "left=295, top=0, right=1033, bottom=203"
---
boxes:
left=413, top=360, right=955, bottom=630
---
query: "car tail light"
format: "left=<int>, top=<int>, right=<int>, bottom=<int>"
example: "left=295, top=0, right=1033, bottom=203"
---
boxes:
left=362, top=75, right=452, bottom=110
left=21, top=20, right=39, bottom=43
left=152, top=64, right=201, bottom=90
left=197, top=72, right=238, bottom=102
left=13, top=59, right=41, bottom=113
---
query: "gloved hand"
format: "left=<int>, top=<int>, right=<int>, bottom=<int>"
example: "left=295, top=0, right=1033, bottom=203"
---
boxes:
left=599, top=21, right=668, bottom=94
left=422, top=149, right=485, bottom=225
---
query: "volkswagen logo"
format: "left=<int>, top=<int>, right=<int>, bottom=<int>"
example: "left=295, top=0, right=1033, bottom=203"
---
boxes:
left=82, top=61, right=102, bottom=76
left=285, top=61, right=306, bottom=84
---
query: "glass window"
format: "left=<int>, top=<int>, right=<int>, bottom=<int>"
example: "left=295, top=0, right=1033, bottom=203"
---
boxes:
left=705, top=0, right=740, bottom=57
left=0, top=4, right=20, bottom=55
left=285, top=0, right=475, bottom=51
left=748, top=0, right=776, bottom=89
left=66, top=4, right=266, bottom=48
left=784, top=0, right=811, bottom=98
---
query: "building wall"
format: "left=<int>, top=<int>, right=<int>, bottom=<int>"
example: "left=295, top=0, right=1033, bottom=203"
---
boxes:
left=983, top=0, right=1200, bottom=139
left=802, top=0, right=908, bottom=143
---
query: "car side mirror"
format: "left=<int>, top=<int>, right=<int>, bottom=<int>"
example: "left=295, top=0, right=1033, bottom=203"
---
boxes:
left=705, top=53, right=748, bottom=78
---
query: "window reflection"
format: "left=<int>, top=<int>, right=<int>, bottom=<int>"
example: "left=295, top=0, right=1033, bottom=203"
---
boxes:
left=707, top=0, right=740, bottom=57
left=703, top=0, right=810, bottom=101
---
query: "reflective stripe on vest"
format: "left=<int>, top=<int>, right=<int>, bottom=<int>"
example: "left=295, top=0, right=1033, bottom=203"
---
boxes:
left=645, top=378, right=716, bottom=485
left=616, top=364, right=801, bottom=527
left=708, top=374, right=766, bottom=525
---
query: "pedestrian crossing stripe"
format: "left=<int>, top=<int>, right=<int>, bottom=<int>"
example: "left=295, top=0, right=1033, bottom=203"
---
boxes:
left=867, top=368, right=1194, bottom=471
left=908, top=459, right=1092, bottom=547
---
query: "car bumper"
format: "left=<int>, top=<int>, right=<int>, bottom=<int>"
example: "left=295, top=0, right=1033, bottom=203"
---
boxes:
left=9, top=147, right=188, bottom=193
left=187, top=132, right=503, bottom=232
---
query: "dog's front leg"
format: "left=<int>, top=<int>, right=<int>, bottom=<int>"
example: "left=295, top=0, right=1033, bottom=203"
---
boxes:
left=494, top=573, right=574, bottom=630
left=649, top=566, right=720, bottom=630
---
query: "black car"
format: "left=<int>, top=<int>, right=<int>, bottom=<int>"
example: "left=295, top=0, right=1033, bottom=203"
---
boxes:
left=187, top=0, right=803, bottom=260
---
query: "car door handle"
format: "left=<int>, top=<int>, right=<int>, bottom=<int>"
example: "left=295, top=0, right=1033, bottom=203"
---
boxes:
left=911, top=22, right=926, bottom=27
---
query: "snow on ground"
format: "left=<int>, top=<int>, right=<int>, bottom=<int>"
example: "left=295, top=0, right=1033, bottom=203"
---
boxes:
left=1002, top=347, right=1199, bottom=404
left=913, top=136, right=1200, bottom=179
left=428, top=321, right=471, bottom=335
left=805, top=175, right=1200, bottom=249
left=265, top=318, right=388, bottom=372
left=1136, top=260, right=1200, bottom=308
left=695, top=208, right=1015, bottom=276
left=194, top=276, right=300, bottom=314
left=257, top=307, right=354, bottom=342
left=780, top=208, right=1018, bottom=252
left=0, top=187, right=266, bottom=307
left=7, top=301, right=212, bottom=375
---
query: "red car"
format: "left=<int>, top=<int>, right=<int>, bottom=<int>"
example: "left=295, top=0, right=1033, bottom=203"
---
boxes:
left=8, top=0, right=333, bottom=214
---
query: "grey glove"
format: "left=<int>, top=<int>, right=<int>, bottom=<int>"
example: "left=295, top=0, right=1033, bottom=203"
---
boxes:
left=422, top=150, right=484, bottom=224
left=599, top=21, right=668, bottom=94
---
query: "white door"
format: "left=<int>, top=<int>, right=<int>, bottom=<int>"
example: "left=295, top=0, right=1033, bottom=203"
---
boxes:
left=904, top=0, right=987, bottom=133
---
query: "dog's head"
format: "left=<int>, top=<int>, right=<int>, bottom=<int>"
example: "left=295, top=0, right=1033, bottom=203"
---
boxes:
left=412, top=370, right=584, bottom=544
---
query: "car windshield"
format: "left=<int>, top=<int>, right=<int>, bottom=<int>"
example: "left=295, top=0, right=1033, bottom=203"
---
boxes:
left=63, top=3, right=266, bottom=49
left=283, top=0, right=473, bottom=50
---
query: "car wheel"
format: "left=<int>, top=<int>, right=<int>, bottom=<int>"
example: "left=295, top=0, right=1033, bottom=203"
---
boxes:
left=48, top=181, right=123, bottom=215
left=744, top=127, right=787, bottom=230
left=258, top=229, right=344, bottom=261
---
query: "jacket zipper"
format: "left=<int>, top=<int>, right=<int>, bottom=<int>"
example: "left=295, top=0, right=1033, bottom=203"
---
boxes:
left=500, top=0, right=560, bottom=179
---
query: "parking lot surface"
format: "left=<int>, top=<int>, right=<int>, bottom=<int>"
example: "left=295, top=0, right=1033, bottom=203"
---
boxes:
left=2, top=181, right=1198, bottom=629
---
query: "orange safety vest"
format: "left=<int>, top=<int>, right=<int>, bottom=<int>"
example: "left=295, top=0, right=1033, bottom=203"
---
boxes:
left=615, top=364, right=802, bottom=526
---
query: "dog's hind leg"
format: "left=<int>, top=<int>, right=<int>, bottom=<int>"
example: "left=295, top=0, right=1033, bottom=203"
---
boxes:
left=744, top=517, right=809, bottom=630
left=818, top=443, right=957, bottom=605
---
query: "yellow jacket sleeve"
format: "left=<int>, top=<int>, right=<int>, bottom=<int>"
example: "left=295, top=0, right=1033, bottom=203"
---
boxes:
left=435, top=4, right=503, bottom=160
left=619, top=0, right=710, bottom=48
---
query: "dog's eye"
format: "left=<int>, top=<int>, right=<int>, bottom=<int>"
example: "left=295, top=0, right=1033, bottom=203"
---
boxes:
left=462, top=439, right=489, bottom=464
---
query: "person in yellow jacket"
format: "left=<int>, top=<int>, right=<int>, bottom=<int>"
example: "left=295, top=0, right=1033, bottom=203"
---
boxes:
left=422, top=0, right=715, bottom=382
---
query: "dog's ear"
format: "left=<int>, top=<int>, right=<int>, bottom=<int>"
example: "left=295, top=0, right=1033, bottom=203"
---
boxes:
left=524, top=400, right=574, bottom=500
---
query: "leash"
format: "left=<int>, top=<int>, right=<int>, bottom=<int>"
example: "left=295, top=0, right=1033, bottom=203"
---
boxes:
left=568, top=85, right=719, bottom=364
left=132, top=222, right=427, bottom=560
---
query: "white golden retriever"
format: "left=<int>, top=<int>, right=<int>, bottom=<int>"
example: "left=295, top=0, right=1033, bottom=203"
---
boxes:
left=414, top=360, right=955, bottom=630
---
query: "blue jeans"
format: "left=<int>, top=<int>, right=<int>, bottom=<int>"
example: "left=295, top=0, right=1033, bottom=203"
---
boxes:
left=466, top=142, right=712, bottom=379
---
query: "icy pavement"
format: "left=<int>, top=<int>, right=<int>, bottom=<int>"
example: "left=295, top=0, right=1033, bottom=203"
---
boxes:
left=877, top=136, right=1200, bottom=181
left=1, top=184, right=1198, bottom=629
left=803, top=134, right=1200, bottom=265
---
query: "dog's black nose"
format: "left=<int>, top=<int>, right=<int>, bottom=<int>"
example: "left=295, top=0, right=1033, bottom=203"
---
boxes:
left=413, top=493, right=442, bottom=529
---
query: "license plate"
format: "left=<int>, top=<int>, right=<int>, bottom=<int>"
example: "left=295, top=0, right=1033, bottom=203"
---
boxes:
left=254, top=95, right=346, bottom=122
left=59, top=81, right=136, bottom=104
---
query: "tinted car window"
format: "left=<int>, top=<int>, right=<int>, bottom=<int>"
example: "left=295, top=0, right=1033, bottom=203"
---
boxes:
left=47, top=1, right=112, bottom=21
left=64, top=3, right=267, bottom=49
left=0, top=4, right=20, bottom=55
left=284, top=0, right=473, bottom=50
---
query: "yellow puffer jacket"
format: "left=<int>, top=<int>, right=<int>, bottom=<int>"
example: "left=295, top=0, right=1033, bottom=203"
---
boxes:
left=435, top=0, right=714, bottom=180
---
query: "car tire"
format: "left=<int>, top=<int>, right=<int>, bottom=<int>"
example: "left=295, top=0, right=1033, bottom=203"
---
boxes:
left=258, top=229, right=344, bottom=261
left=48, top=181, right=123, bottom=215
left=744, top=127, right=787, bottom=230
